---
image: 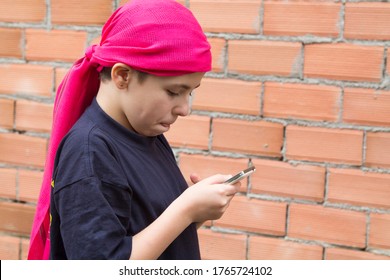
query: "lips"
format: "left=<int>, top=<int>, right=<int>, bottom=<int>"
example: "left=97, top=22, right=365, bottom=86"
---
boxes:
left=160, top=118, right=177, bottom=128
left=160, top=123, right=171, bottom=128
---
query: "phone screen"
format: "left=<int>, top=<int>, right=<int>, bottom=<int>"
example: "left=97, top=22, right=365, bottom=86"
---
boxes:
left=224, top=166, right=256, bottom=184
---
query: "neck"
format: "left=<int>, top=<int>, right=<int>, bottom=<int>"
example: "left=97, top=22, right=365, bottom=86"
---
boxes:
left=96, top=82, right=134, bottom=132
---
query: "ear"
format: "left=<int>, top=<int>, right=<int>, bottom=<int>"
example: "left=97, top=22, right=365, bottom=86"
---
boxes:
left=111, top=63, right=134, bottom=90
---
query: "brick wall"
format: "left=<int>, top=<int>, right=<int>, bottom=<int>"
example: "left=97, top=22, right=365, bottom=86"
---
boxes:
left=0, top=0, right=389, bottom=260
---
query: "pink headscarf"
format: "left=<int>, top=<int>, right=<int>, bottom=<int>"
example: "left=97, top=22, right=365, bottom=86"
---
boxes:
left=28, top=0, right=211, bottom=260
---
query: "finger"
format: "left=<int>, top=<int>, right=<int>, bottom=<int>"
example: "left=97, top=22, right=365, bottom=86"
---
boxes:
left=201, top=174, right=232, bottom=185
left=232, top=181, right=242, bottom=191
left=221, top=183, right=240, bottom=196
left=221, top=199, right=232, bottom=212
left=190, top=173, right=201, bottom=184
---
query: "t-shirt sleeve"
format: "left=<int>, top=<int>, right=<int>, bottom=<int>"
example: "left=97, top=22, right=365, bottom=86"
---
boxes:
left=51, top=126, right=133, bottom=259
left=52, top=176, right=133, bottom=259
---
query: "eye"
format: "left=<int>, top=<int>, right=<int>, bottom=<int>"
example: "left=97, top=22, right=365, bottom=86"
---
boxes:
left=167, top=90, right=180, bottom=97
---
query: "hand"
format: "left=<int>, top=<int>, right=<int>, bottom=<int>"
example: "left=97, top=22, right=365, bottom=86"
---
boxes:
left=189, top=173, right=201, bottom=185
left=189, top=173, right=205, bottom=228
left=179, top=174, right=241, bottom=223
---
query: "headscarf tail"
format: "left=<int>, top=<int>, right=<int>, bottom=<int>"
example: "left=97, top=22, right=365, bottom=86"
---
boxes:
left=27, top=55, right=100, bottom=259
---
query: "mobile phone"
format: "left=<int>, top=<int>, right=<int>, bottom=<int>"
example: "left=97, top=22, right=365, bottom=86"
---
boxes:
left=224, top=166, right=256, bottom=184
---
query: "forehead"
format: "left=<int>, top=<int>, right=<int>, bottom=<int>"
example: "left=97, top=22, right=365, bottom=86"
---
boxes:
left=151, top=72, right=205, bottom=89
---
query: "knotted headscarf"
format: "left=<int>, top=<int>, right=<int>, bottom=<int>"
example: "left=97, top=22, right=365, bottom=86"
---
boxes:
left=28, top=0, right=211, bottom=259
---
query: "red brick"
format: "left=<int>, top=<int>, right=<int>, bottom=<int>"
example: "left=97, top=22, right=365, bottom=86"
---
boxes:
left=304, top=43, right=384, bottom=82
left=0, top=64, right=53, bottom=97
left=228, top=40, right=302, bottom=76
left=0, top=28, right=22, bottom=58
left=178, top=154, right=249, bottom=189
left=21, top=238, right=30, bottom=260
left=343, top=88, right=390, bottom=126
left=289, top=204, right=366, bottom=248
left=209, top=38, right=225, bottom=73
left=26, top=29, right=87, bottom=62
left=52, top=0, right=112, bottom=25
left=214, top=196, right=287, bottom=236
left=264, top=1, right=340, bottom=37
left=119, top=0, right=127, bottom=6
left=0, top=235, right=20, bottom=260
left=55, top=68, right=70, bottom=92
left=388, top=49, right=390, bottom=76
left=0, top=168, right=17, bottom=200
left=263, top=82, right=340, bottom=121
left=201, top=220, right=212, bottom=228
left=18, top=170, right=43, bottom=203
left=286, top=126, right=363, bottom=165
left=249, top=236, right=323, bottom=260
left=90, top=36, right=102, bottom=46
left=15, top=100, right=53, bottom=133
left=326, top=247, right=390, bottom=260
left=190, top=0, right=261, bottom=34
left=345, top=3, right=390, bottom=41
left=0, top=133, right=47, bottom=168
left=212, top=119, right=284, bottom=157
left=0, top=0, right=45, bottom=23
left=0, top=201, right=35, bottom=235
left=328, top=168, right=390, bottom=209
left=369, top=213, right=390, bottom=250
left=0, top=99, right=15, bottom=129
left=165, top=115, right=210, bottom=150
left=198, top=229, right=247, bottom=260
left=125, top=0, right=184, bottom=7
left=366, top=132, right=390, bottom=169
left=251, top=159, right=325, bottom=202
left=192, top=78, right=261, bottom=115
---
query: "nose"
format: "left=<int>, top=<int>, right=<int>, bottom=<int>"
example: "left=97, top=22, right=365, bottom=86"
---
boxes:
left=173, top=95, right=191, bottom=117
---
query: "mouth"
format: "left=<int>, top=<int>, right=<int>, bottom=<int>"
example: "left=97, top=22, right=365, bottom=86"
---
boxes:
left=160, top=118, right=177, bottom=129
left=160, top=123, right=171, bottom=128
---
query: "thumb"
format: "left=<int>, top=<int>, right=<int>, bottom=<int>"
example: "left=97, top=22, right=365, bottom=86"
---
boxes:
left=189, top=173, right=201, bottom=185
left=199, top=174, right=232, bottom=185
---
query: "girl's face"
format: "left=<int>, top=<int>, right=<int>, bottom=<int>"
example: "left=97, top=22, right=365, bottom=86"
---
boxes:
left=118, top=71, right=204, bottom=137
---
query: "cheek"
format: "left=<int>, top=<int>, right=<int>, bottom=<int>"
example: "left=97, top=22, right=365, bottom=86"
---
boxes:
left=146, top=95, right=173, bottom=115
left=147, top=102, right=171, bottom=121
left=131, top=100, right=169, bottom=125
left=124, top=88, right=174, bottom=123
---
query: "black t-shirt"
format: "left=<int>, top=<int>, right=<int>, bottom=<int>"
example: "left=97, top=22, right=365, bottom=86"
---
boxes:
left=50, top=99, right=200, bottom=259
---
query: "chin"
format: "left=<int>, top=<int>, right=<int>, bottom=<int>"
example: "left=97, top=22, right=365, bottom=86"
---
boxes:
left=142, top=129, right=164, bottom=137
left=139, top=124, right=169, bottom=137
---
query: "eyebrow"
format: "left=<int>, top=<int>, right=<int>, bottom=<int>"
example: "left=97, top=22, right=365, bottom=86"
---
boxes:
left=171, top=83, right=201, bottom=90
